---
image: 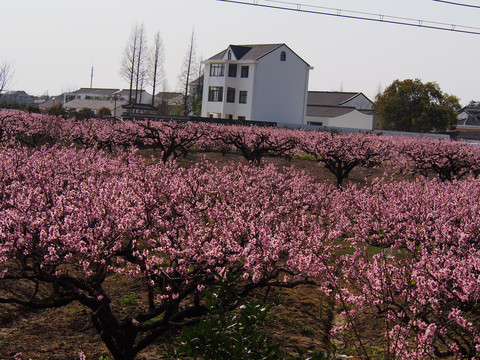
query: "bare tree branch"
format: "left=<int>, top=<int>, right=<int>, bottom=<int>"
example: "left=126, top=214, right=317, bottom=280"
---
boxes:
left=0, top=59, right=14, bottom=94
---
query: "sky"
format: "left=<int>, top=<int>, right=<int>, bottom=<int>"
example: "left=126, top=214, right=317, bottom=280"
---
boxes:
left=2, top=0, right=480, bottom=105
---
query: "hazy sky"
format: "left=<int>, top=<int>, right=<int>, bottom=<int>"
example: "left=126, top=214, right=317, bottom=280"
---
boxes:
left=2, top=0, right=479, bottom=104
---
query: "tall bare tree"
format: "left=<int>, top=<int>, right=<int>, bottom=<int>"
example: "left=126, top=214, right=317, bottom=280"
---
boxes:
left=190, top=56, right=204, bottom=116
left=134, top=23, right=148, bottom=104
left=120, top=25, right=138, bottom=104
left=0, top=60, right=14, bottom=94
left=177, top=30, right=198, bottom=115
left=120, top=23, right=147, bottom=104
left=149, top=31, right=167, bottom=107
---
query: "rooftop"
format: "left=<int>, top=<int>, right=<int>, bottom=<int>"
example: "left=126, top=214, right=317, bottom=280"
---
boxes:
left=207, top=43, right=310, bottom=65
left=307, top=91, right=368, bottom=107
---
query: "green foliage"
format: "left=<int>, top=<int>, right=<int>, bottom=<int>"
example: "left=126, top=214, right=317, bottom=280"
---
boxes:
left=374, top=78, right=460, bottom=132
left=118, top=294, right=138, bottom=306
left=170, top=103, right=185, bottom=116
left=98, top=107, right=112, bottom=117
left=164, top=273, right=330, bottom=360
left=164, top=272, right=282, bottom=360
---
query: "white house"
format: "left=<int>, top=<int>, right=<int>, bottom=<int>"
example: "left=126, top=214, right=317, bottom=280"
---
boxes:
left=306, top=91, right=376, bottom=130
left=201, top=44, right=312, bottom=125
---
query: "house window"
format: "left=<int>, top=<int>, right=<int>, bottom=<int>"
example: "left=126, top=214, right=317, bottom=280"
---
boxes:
left=209, top=63, right=225, bottom=77
left=226, top=87, right=236, bottom=103
left=228, top=64, right=237, bottom=77
left=239, top=91, right=247, bottom=104
left=280, top=51, right=286, bottom=61
left=208, top=86, right=223, bottom=102
left=241, top=66, right=249, bottom=78
left=228, top=50, right=232, bottom=60
left=238, top=116, right=246, bottom=121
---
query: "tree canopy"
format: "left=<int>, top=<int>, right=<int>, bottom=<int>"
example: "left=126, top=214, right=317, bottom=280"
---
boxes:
left=374, top=79, right=460, bottom=132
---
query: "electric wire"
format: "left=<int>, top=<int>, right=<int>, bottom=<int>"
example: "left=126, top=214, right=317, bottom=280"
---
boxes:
left=433, top=0, right=480, bottom=9
left=217, top=0, right=480, bottom=35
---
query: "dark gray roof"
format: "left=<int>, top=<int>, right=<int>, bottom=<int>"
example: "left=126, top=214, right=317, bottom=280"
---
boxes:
left=307, top=91, right=363, bottom=106
left=208, top=43, right=310, bottom=66
left=306, top=105, right=356, bottom=118
left=459, top=106, right=480, bottom=116
left=209, top=44, right=284, bottom=61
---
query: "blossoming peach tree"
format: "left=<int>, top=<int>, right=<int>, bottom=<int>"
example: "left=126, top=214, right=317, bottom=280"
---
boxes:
left=0, top=144, right=340, bottom=360
left=336, top=178, right=480, bottom=358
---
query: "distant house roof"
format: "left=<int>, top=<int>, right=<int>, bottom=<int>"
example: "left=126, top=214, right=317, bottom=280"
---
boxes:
left=458, top=106, right=480, bottom=126
left=307, top=91, right=371, bottom=107
left=155, top=91, right=182, bottom=99
left=73, top=88, right=120, bottom=96
left=306, top=105, right=357, bottom=118
left=1, top=90, right=29, bottom=96
left=38, top=96, right=65, bottom=109
left=207, top=43, right=310, bottom=65
left=0, top=90, right=33, bottom=104
left=115, top=89, right=150, bottom=96
left=306, top=91, right=374, bottom=119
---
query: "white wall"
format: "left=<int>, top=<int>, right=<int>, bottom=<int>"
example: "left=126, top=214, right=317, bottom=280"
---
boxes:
left=252, top=45, right=310, bottom=125
left=306, top=109, right=374, bottom=130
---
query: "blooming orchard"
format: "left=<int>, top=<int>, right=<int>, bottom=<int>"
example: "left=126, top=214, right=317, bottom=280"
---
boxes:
left=1, top=110, right=480, bottom=359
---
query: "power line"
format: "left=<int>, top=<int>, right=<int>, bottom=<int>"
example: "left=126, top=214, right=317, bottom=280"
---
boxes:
left=433, top=0, right=480, bottom=9
left=217, top=0, right=480, bottom=35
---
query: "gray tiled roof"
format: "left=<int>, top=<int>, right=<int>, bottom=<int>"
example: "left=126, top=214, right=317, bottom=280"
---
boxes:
left=307, top=91, right=362, bottom=106
left=209, top=44, right=284, bottom=61
left=306, top=105, right=356, bottom=118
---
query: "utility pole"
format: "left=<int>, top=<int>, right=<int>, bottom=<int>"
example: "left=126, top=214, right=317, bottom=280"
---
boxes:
left=90, top=65, right=94, bottom=88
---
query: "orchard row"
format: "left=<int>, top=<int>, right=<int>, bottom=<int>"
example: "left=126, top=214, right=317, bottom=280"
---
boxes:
left=0, top=142, right=478, bottom=359
left=2, top=109, right=480, bottom=185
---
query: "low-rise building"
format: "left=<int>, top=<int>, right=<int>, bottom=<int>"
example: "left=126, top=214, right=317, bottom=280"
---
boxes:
left=0, top=90, right=33, bottom=105
left=306, top=91, right=376, bottom=130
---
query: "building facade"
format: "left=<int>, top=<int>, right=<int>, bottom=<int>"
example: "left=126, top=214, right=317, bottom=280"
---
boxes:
left=201, top=44, right=312, bottom=125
